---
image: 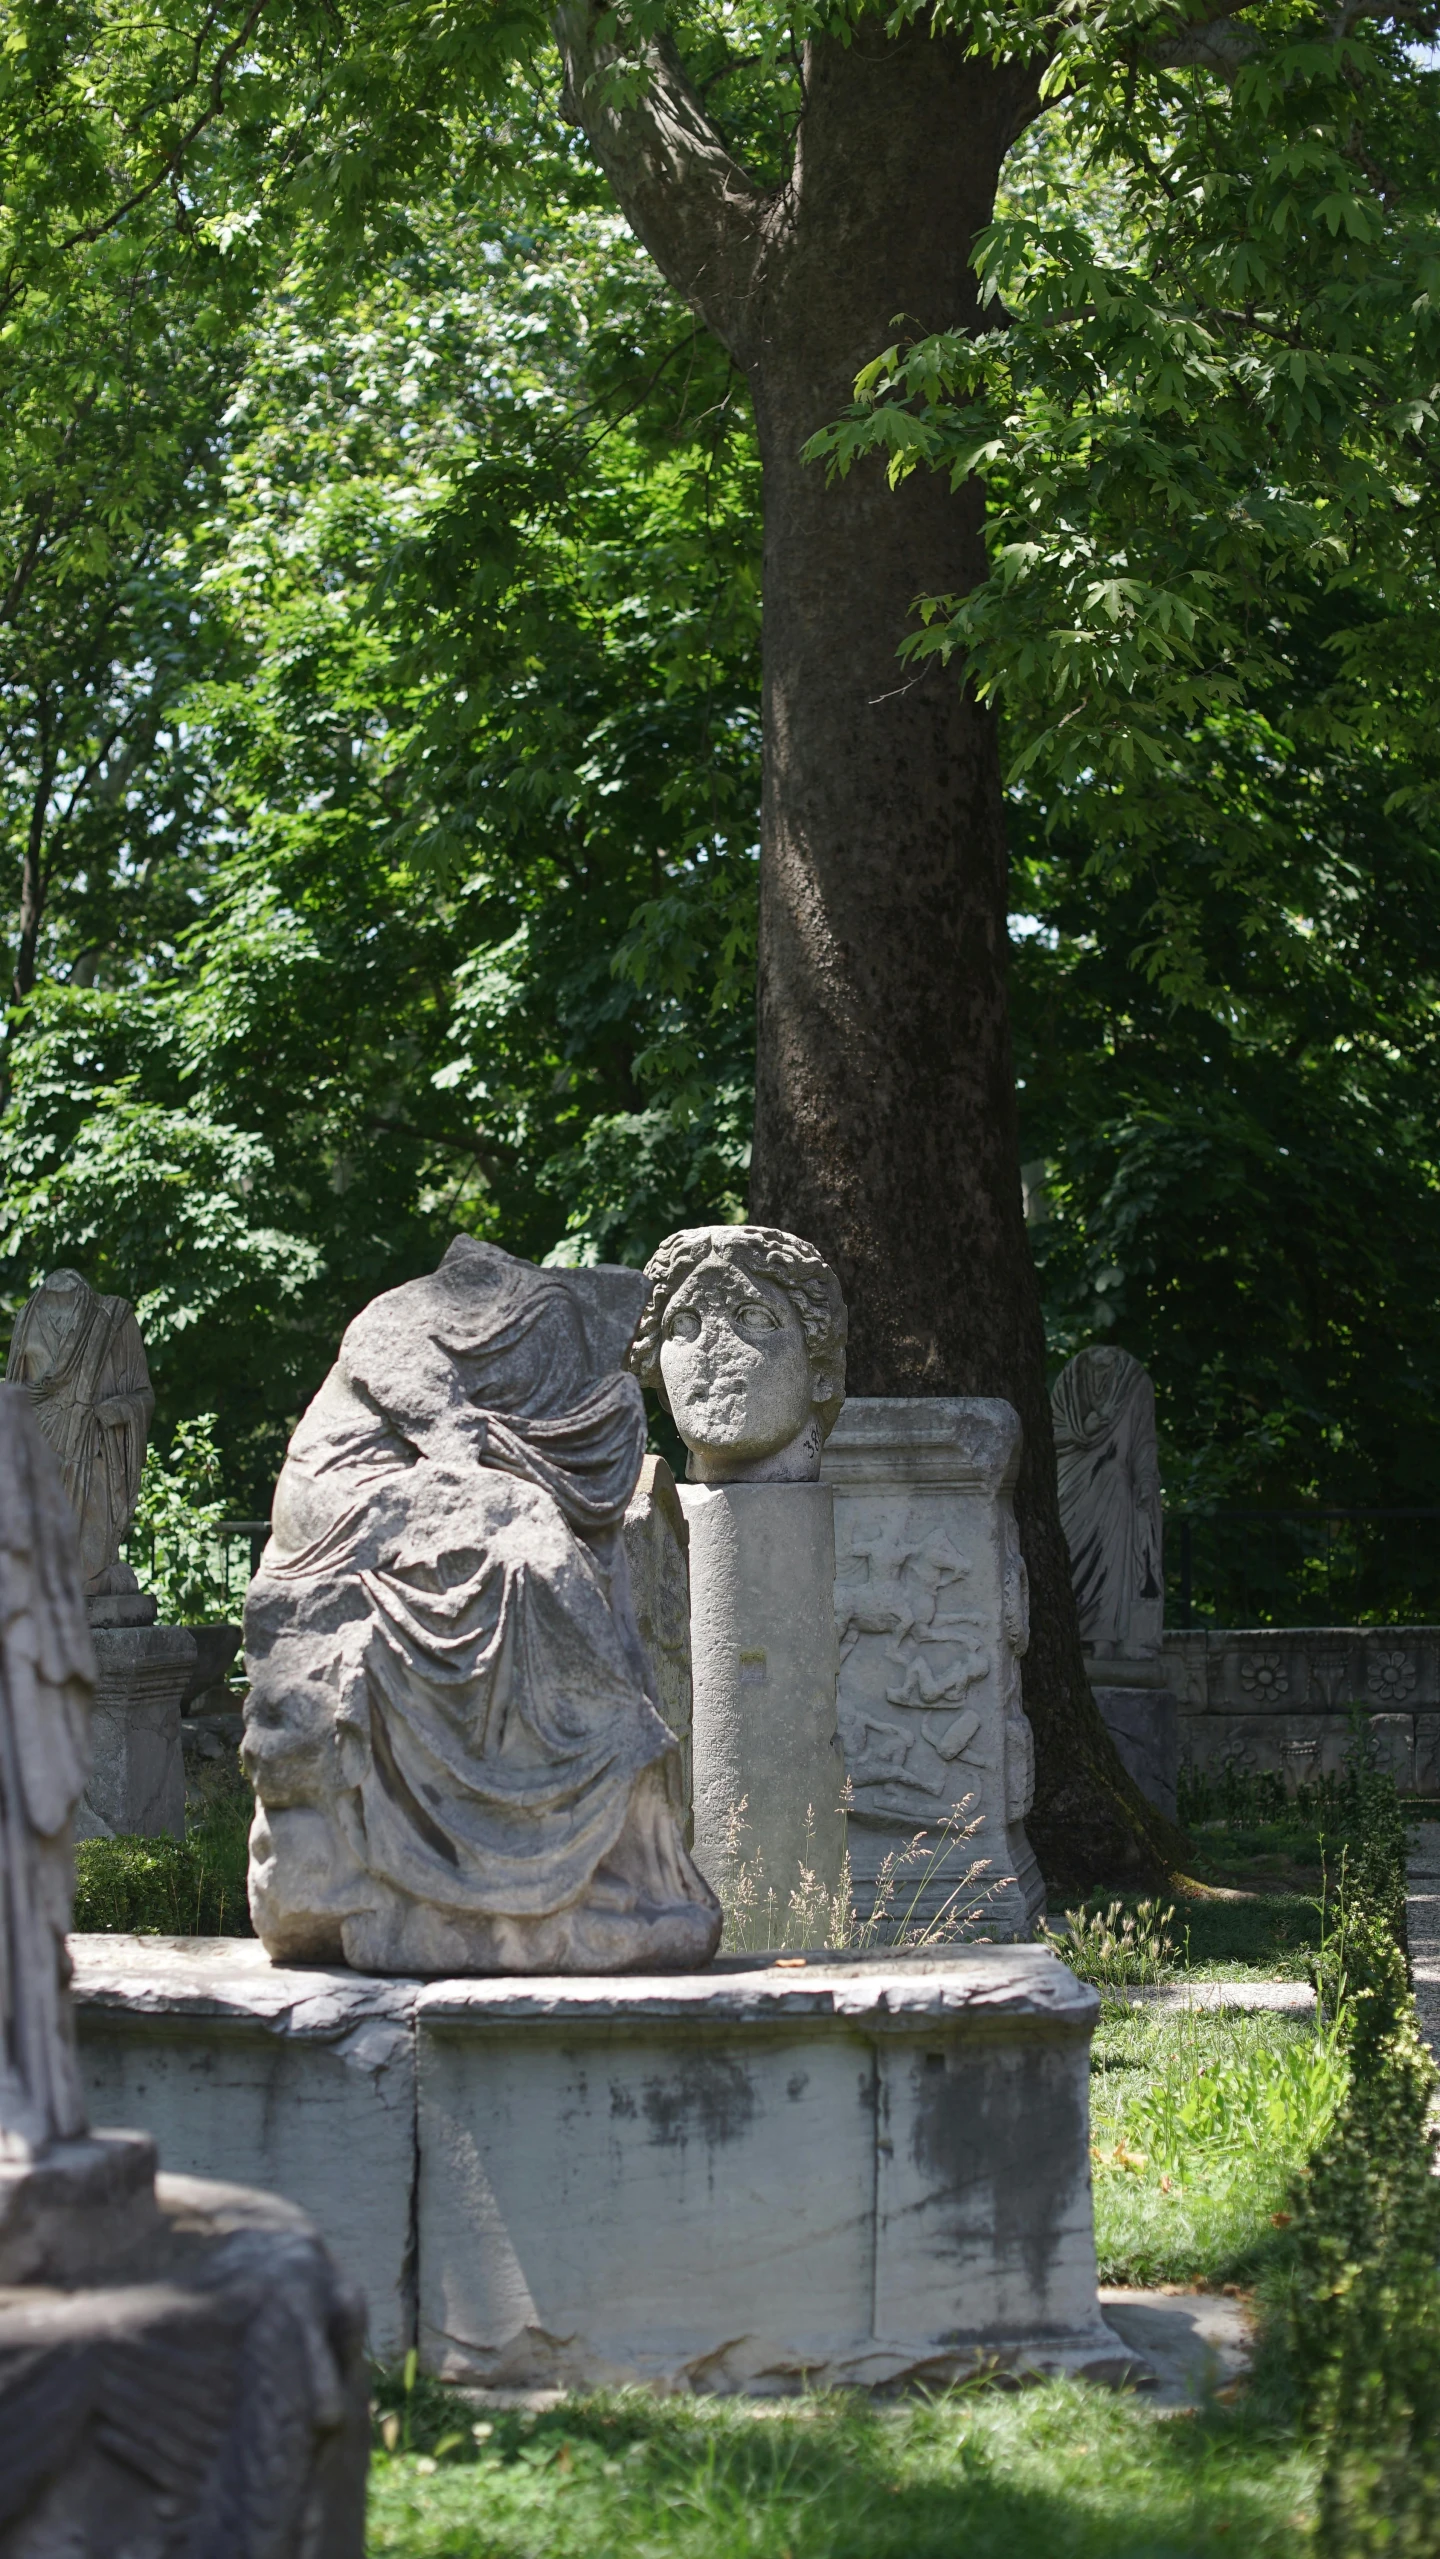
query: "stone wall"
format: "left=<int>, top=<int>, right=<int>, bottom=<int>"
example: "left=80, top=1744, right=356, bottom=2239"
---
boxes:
left=1164, top=1626, right=1440, bottom=1794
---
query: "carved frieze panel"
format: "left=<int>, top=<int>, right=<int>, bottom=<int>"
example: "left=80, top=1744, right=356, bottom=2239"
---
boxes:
left=830, top=1490, right=1039, bottom=1932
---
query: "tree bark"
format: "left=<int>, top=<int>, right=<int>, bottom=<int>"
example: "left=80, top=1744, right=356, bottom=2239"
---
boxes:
left=556, top=13, right=1185, bottom=1885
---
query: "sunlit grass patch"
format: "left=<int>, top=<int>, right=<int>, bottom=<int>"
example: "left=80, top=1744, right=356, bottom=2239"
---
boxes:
left=365, top=2377, right=1316, bottom=2559
left=1092, top=2003, right=1346, bottom=2287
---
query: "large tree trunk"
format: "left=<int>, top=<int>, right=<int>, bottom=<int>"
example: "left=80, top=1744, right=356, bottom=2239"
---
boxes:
left=556, top=14, right=1185, bottom=1885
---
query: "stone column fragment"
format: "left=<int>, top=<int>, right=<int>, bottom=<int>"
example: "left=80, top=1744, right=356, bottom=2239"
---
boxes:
left=680, top=1479, right=845, bottom=1920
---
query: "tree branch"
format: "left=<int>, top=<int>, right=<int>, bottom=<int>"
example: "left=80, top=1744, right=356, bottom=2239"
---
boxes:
left=552, top=6, right=774, bottom=364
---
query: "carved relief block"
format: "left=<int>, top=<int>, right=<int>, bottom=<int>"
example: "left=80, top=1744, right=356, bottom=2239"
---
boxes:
left=822, top=1399, right=1043, bottom=1939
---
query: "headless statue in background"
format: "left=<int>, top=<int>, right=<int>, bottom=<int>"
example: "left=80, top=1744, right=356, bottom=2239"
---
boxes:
left=4, top=1270, right=154, bottom=1604
left=1052, top=1345, right=1164, bottom=1662
left=243, top=1235, right=722, bottom=1974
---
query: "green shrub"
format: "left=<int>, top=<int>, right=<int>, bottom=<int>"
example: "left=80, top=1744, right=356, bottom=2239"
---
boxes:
left=73, top=1799, right=253, bottom=1936
left=1267, top=1777, right=1440, bottom=2555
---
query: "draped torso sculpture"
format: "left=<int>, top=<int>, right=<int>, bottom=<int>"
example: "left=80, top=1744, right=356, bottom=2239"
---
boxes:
left=4, top=1271, right=153, bottom=1595
left=1052, top=1346, right=1164, bottom=1661
left=242, top=1236, right=721, bottom=1974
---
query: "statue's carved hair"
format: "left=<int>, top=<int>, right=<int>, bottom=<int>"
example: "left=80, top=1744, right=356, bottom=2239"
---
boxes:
left=629, top=1225, right=847, bottom=1437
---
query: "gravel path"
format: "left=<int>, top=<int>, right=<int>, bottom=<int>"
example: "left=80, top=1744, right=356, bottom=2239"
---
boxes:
left=1116, top=1978, right=1315, bottom=2014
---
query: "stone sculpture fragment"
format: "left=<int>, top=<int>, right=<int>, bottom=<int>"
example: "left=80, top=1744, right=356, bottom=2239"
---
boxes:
left=242, top=1236, right=721, bottom=1974
left=4, top=1270, right=153, bottom=1597
left=0, top=1382, right=369, bottom=2558
left=1052, top=1344, right=1164, bottom=1661
left=628, top=1223, right=847, bottom=1484
left=631, top=1227, right=848, bottom=1917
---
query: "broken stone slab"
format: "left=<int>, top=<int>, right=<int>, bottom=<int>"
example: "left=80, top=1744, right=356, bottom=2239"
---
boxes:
left=1098, top=2286, right=1254, bottom=2409
left=0, top=2173, right=369, bottom=2554
left=1092, top=1685, right=1179, bottom=1822
left=1116, top=1978, right=1316, bottom=2015
left=179, top=1621, right=244, bottom=1711
left=413, top=1943, right=1118, bottom=2393
left=71, top=1934, right=419, bottom=2361
left=81, top=1624, right=194, bottom=1839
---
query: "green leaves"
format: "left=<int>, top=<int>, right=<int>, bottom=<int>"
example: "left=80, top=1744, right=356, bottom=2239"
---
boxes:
left=0, top=90, right=759, bottom=1500
left=812, top=28, right=1440, bottom=818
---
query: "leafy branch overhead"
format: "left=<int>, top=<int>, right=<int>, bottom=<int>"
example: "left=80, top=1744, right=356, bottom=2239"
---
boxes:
left=808, top=16, right=1440, bottom=825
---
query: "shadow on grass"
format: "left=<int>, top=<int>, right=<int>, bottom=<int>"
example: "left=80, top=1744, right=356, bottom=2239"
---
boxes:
left=367, top=2371, right=1313, bottom=2559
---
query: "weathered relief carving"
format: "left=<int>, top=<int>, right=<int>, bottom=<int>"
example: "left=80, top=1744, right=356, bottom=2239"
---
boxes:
left=835, top=1507, right=995, bottom=1821
left=1239, top=1651, right=1289, bottom=1699
left=822, top=1400, right=1043, bottom=1938
left=243, top=1237, right=721, bottom=1975
left=1368, top=1647, right=1417, bottom=1702
left=630, top=1225, right=846, bottom=1485
left=4, top=1271, right=154, bottom=1595
left=1052, top=1346, right=1163, bottom=1660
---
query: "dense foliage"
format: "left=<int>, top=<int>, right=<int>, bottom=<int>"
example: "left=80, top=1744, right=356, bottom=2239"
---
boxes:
left=0, top=61, right=757, bottom=1506
left=3, top=3, right=1440, bottom=1538
left=818, top=49, right=1440, bottom=1517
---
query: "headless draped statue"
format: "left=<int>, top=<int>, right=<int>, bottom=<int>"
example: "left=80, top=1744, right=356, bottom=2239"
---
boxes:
left=243, top=1237, right=721, bottom=1974
left=1052, top=1346, right=1164, bottom=1661
left=4, top=1271, right=154, bottom=1594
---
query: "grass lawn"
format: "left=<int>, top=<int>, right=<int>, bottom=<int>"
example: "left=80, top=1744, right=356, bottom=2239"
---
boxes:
left=366, top=2379, right=1317, bottom=2559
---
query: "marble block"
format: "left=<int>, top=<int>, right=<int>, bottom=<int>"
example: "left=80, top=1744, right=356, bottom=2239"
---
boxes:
left=81, top=1624, right=194, bottom=1838
left=680, top=1479, right=846, bottom=1923
left=72, top=1934, right=418, bottom=2360
left=1092, top=1686, right=1179, bottom=1821
left=414, top=1946, right=1119, bottom=2393
left=821, top=1400, right=1043, bottom=1939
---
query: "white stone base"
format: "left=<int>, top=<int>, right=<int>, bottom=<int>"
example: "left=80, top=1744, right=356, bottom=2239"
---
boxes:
left=70, top=1937, right=1116, bottom=2392
left=72, top=1936, right=416, bottom=2359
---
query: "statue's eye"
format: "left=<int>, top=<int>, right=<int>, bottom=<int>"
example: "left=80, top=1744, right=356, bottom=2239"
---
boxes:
left=735, top=1302, right=780, bottom=1332
left=666, top=1306, right=701, bottom=1343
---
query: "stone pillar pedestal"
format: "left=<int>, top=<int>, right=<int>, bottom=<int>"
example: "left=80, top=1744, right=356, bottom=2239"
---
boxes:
left=822, top=1398, right=1044, bottom=1940
left=679, top=1480, right=845, bottom=1926
left=1088, top=1658, right=1178, bottom=1821
left=83, top=1624, right=195, bottom=1839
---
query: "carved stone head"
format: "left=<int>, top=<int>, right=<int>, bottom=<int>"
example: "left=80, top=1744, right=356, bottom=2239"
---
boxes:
left=629, top=1226, right=847, bottom=1484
